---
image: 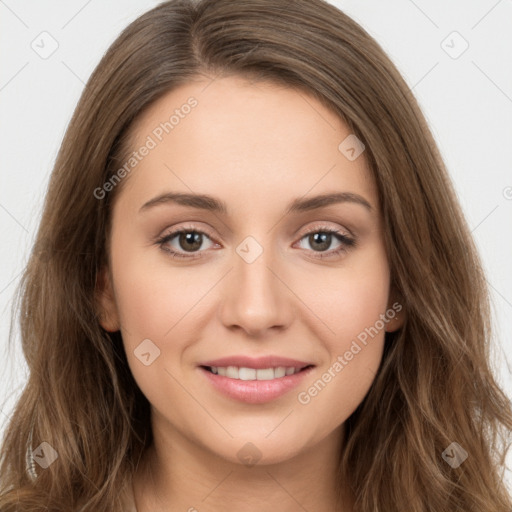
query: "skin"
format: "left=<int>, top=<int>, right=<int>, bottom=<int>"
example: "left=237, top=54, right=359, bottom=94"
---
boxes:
left=97, top=74, right=404, bottom=512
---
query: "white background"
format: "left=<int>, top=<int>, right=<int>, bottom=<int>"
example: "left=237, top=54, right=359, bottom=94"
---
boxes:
left=1, top=0, right=511, bottom=489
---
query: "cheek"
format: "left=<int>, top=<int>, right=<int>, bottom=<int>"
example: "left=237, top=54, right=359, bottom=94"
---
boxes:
left=295, top=282, right=389, bottom=439
left=113, top=269, right=177, bottom=340
left=296, top=334, right=384, bottom=443
left=331, top=275, right=390, bottom=344
left=295, top=241, right=391, bottom=344
left=292, top=245, right=390, bottom=427
left=110, top=235, right=201, bottom=342
left=110, top=248, right=198, bottom=405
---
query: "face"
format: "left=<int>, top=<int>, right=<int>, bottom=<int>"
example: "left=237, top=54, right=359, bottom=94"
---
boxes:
left=97, top=75, right=403, bottom=466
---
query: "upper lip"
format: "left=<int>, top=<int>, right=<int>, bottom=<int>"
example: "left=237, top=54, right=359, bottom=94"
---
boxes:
left=199, top=355, right=315, bottom=370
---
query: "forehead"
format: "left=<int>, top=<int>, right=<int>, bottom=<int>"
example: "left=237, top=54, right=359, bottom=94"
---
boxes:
left=118, top=75, right=378, bottom=219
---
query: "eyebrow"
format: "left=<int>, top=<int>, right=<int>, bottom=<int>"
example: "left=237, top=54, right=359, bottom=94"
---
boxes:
left=139, top=191, right=373, bottom=215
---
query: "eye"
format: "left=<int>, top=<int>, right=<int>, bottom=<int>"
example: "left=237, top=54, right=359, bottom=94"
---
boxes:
left=295, top=226, right=356, bottom=259
left=156, top=226, right=217, bottom=260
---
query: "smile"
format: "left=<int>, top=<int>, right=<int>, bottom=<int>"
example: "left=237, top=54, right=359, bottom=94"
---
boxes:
left=203, top=365, right=312, bottom=380
left=198, top=364, right=315, bottom=404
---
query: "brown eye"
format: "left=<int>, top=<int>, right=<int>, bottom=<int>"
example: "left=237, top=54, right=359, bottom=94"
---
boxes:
left=157, top=228, right=217, bottom=259
left=296, top=227, right=356, bottom=259
left=307, top=232, right=333, bottom=252
left=177, top=232, right=204, bottom=252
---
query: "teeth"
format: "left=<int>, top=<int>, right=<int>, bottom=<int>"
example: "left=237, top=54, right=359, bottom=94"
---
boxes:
left=256, top=368, right=275, bottom=380
left=226, top=366, right=238, bottom=378
left=208, top=365, right=302, bottom=380
left=274, top=366, right=286, bottom=378
left=239, top=367, right=256, bottom=380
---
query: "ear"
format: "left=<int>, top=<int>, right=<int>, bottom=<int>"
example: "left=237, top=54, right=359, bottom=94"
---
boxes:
left=95, top=266, right=120, bottom=332
left=385, top=287, right=406, bottom=333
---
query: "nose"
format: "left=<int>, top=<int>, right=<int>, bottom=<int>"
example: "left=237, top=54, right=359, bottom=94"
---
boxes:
left=218, top=240, right=295, bottom=338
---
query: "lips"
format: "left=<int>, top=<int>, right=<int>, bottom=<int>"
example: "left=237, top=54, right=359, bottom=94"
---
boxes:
left=197, top=355, right=316, bottom=404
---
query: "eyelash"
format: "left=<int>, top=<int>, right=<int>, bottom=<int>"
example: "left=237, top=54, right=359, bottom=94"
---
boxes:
left=155, top=224, right=357, bottom=261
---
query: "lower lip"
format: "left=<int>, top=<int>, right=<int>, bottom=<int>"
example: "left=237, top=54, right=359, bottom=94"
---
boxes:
left=199, top=366, right=315, bottom=404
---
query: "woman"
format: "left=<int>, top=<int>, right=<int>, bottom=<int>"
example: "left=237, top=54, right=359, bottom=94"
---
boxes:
left=1, top=0, right=511, bottom=510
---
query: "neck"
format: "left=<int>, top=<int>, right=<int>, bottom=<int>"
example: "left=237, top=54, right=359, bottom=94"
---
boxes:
left=133, top=420, right=353, bottom=512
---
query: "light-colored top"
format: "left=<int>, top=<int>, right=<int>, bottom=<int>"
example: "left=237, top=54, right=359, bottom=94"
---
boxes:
left=119, top=475, right=138, bottom=512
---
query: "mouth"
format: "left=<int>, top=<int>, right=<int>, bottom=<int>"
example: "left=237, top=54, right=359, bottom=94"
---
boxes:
left=199, top=364, right=314, bottom=381
left=198, top=363, right=316, bottom=404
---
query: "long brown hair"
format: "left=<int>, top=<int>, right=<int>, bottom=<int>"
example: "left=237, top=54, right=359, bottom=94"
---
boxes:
left=1, top=0, right=511, bottom=510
